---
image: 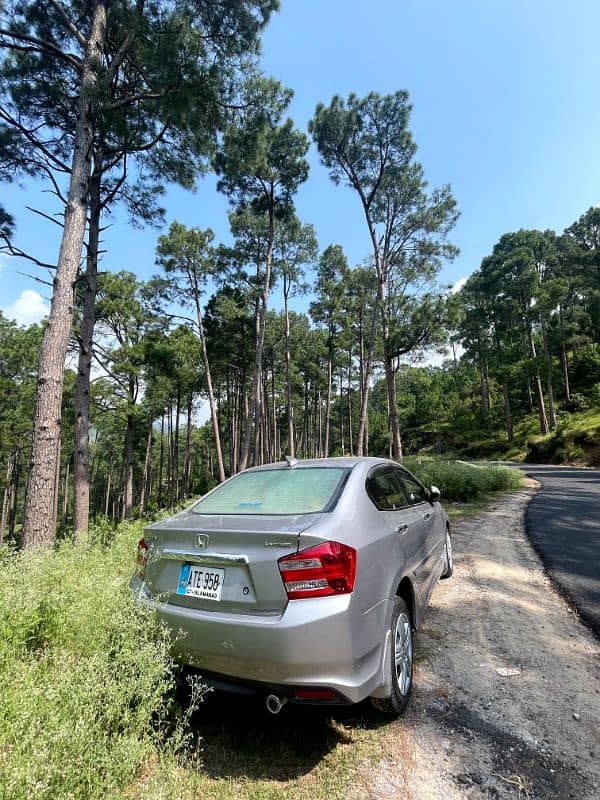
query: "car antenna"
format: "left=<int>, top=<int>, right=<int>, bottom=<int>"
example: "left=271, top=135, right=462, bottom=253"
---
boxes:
left=284, top=455, right=298, bottom=468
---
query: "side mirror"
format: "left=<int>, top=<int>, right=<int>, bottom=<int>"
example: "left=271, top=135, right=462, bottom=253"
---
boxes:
left=428, top=485, right=441, bottom=503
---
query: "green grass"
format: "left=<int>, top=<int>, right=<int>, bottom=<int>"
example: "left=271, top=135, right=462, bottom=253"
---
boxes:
left=0, top=462, right=522, bottom=800
left=0, top=522, right=195, bottom=800
left=405, top=457, right=523, bottom=504
left=437, top=408, right=600, bottom=467
left=525, top=409, right=600, bottom=465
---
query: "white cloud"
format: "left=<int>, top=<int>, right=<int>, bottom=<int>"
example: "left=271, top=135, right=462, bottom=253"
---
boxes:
left=450, top=276, right=468, bottom=294
left=0, top=253, right=9, bottom=273
left=3, top=289, right=50, bottom=327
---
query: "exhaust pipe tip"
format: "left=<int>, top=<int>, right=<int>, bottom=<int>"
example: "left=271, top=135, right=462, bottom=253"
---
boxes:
left=265, top=694, right=287, bottom=715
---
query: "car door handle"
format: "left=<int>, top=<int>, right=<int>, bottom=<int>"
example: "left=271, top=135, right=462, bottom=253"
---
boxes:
left=422, top=513, right=430, bottom=521
left=396, top=523, right=409, bottom=533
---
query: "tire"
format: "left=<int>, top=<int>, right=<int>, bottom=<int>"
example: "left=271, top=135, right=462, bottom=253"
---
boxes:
left=370, top=596, right=413, bottom=715
left=440, top=528, right=453, bottom=579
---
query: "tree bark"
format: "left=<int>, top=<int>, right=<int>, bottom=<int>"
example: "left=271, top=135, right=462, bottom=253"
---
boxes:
left=139, top=422, right=153, bottom=513
left=356, top=275, right=381, bottom=455
left=73, top=154, right=102, bottom=538
left=157, top=414, right=164, bottom=507
left=524, top=317, right=549, bottom=435
left=239, top=206, right=274, bottom=471
left=502, top=382, right=514, bottom=442
left=61, top=458, right=70, bottom=528
left=559, top=307, right=572, bottom=404
left=173, top=387, right=181, bottom=503
left=123, top=407, right=134, bottom=519
left=324, top=333, right=333, bottom=457
left=541, top=320, right=557, bottom=430
left=9, top=448, right=21, bottom=540
left=347, top=349, right=354, bottom=456
left=22, top=0, right=109, bottom=547
left=1, top=454, right=14, bottom=546
left=192, top=279, right=225, bottom=482
left=283, top=285, right=295, bottom=457
left=381, top=292, right=403, bottom=460
left=104, top=455, right=112, bottom=517
left=183, top=390, right=192, bottom=497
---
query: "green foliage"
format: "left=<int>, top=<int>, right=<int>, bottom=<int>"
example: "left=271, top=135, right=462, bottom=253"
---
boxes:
left=405, top=458, right=523, bottom=503
left=0, top=520, right=195, bottom=800
left=216, top=78, right=309, bottom=216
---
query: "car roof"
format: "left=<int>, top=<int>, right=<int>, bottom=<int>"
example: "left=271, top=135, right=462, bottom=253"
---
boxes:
left=244, top=456, right=399, bottom=472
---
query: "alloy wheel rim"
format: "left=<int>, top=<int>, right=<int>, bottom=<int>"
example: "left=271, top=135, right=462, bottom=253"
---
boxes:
left=394, top=612, right=412, bottom=695
left=446, top=531, right=453, bottom=571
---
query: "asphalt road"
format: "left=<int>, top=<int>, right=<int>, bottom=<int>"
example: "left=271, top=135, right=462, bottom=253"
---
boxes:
left=516, top=464, right=600, bottom=636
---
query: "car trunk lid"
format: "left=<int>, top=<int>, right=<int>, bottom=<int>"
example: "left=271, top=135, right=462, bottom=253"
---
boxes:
left=143, top=510, right=324, bottom=617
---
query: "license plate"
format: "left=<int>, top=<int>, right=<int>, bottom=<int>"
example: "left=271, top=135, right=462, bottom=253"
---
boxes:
left=177, top=564, right=225, bottom=600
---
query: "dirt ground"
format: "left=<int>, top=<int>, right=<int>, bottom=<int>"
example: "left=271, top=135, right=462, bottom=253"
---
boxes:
left=364, top=481, right=600, bottom=800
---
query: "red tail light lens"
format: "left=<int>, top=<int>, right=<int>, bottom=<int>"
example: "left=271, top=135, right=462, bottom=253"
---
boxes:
left=136, top=537, right=149, bottom=576
left=278, top=541, right=356, bottom=600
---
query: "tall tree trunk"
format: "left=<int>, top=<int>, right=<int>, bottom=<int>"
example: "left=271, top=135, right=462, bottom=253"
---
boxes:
left=53, top=440, right=61, bottom=533
left=61, top=458, right=70, bottom=528
left=139, top=422, right=153, bottom=513
left=22, top=1, right=109, bottom=547
left=502, top=382, right=514, bottom=442
left=123, top=408, right=134, bottom=519
left=8, top=448, right=21, bottom=540
left=192, top=282, right=225, bottom=483
left=526, top=378, right=534, bottom=412
left=73, top=154, right=102, bottom=539
left=1, top=454, right=14, bottom=546
left=381, top=293, right=403, bottom=460
left=480, top=363, right=490, bottom=421
left=348, top=349, right=354, bottom=456
left=356, top=275, right=381, bottom=455
left=339, top=366, right=344, bottom=455
left=104, top=455, right=112, bottom=517
left=157, top=414, right=164, bottom=508
left=183, top=390, right=192, bottom=497
left=356, top=207, right=386, bottom=456
left=283, top=287, right=295, bottom=457
left=173, top=387, right=181, bottom=503
left=541, top=320, right=557, bottom=430
left=525, top=317, right=549, bottom=435
left=239, top=207, right=275, bottom=471
left=324, top=333, right=333, bottom=457
left=167, top=401, right=172, bottom=504
left=559, top=307, right=572, bottom=404
left=271, top=366, right=277, bottom=462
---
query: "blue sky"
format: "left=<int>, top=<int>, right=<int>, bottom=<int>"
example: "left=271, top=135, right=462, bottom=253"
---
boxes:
left=2, top=0, right=600, bottom=325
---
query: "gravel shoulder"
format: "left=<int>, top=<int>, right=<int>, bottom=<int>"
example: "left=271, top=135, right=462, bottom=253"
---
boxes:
left=364, top=481, right=600, bottom=800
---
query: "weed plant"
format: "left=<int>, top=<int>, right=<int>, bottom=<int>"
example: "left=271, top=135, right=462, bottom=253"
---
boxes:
left=0, top=521, right=195, bottom=800
left=405, top=458, right=523, bottom=503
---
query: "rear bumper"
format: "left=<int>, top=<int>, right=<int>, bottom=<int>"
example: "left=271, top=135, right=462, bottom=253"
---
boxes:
left=131, top=576, right=389, bottom=704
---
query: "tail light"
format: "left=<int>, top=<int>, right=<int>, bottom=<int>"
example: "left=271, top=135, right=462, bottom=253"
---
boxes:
left=136, top=537, right=149, bottom=576
left=278, top=541, right=356, bottom=600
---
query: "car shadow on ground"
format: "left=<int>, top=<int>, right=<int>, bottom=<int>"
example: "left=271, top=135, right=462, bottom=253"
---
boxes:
left=179, top=684, right=389, bottom=781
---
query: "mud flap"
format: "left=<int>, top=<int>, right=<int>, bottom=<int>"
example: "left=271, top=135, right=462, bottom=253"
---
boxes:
left=369, top=627, right=394, bottom=699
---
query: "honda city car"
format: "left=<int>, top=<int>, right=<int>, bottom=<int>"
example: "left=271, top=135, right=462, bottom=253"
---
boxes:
left=131, top=456, right=452, bottom=715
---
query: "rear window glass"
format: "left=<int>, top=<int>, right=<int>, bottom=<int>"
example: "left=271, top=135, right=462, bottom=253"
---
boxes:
left=191, top=468, right=347, bottom=515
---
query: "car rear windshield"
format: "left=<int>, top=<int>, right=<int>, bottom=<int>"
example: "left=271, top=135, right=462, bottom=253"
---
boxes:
left=191, top=468, right=348, bottom=515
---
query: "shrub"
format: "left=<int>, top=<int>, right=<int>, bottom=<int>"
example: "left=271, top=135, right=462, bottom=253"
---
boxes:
left=404, top=458, right=522, bottom=503
left=0, top=521, right=193, bottom=800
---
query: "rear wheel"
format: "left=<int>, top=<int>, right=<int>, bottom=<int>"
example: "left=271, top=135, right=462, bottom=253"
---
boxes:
left=370, top=596, right=413, bottom=715
left=441, top=528, right=453, bottom=579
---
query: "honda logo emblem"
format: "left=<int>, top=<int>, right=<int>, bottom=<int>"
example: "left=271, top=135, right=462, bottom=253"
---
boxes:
left=195, top=533, right=210, bottom=549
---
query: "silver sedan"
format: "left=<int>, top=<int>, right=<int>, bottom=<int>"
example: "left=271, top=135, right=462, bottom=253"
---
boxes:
left=131, top=456, right=452, bottom=715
